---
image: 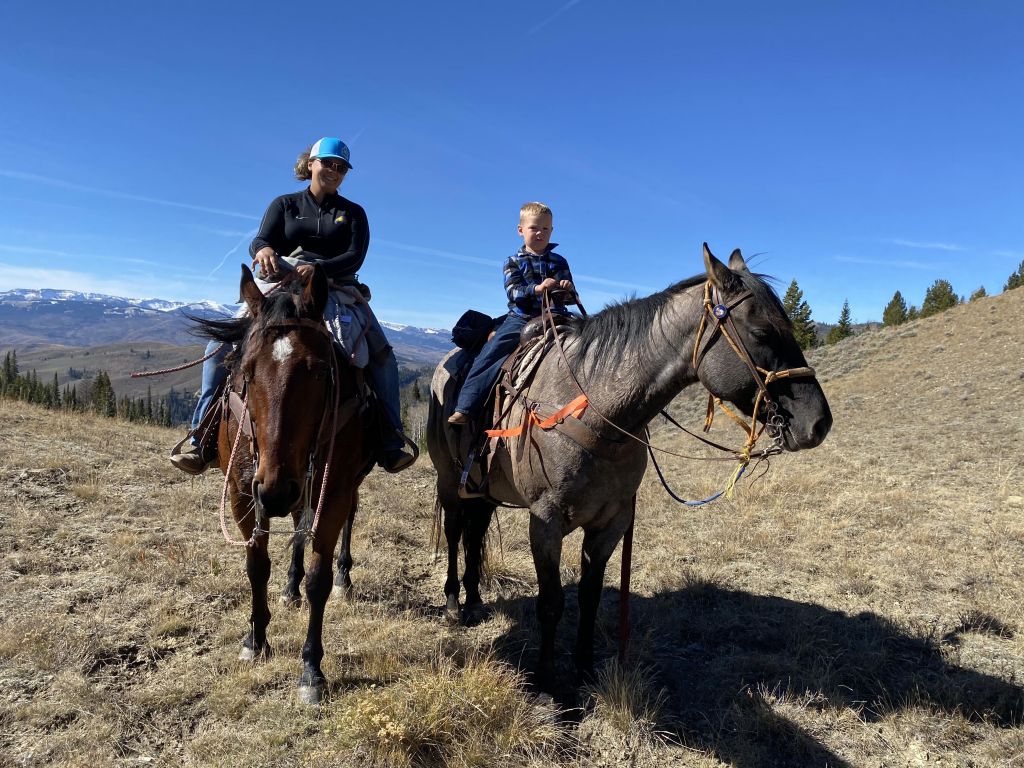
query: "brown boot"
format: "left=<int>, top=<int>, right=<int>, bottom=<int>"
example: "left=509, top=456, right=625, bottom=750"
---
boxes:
left=170, top=438, right=216, bottom=475
left=381, top=448, right=415, bottom=474
left=447, top=411, right=469, bottom=425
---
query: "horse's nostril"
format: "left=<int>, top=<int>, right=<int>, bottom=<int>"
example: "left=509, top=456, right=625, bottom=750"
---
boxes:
left=812, top=413, right=833, bottom=443
left=256, top=480, right=301, bottom=517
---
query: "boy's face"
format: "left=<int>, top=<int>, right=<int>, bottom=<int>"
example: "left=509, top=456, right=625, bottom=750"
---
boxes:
left=518, top=213, right=553, bottom=254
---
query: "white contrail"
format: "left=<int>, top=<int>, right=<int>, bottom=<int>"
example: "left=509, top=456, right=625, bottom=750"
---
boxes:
left=207, top=230, right=257, bottom=277
left=528, top=0, right=583, bottom=35
left=886, top=238, right=963, bottom=252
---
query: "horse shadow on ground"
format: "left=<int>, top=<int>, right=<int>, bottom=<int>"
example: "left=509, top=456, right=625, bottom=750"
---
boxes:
left=483, top=583, right=1023, bottom=768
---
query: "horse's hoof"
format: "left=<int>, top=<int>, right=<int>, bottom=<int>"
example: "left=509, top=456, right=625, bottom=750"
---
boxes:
left=444, top=597, right=461, bottom=625
left=238, top=644, right=272, bottom=662
left=333, top=579, right=354, bottom=602
left=297, top=684, right=324, bottom=705
left=280, top=592, right=302, bottom=608
left=461, top=601, right=488, bottom=627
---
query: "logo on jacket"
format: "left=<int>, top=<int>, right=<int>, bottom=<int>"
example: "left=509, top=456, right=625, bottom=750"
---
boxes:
left=335, top=215, right=346, bottom=224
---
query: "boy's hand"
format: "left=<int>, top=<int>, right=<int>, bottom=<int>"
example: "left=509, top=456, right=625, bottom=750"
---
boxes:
left=558, top=280, right=574, bottom=292
left=534, top=277, right=558, bottom=294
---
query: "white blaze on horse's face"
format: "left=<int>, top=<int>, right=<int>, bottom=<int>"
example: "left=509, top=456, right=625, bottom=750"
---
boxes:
left=272, top=337, right=294, bottom=363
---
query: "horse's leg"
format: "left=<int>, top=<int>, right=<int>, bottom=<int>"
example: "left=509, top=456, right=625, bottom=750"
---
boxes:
left=333, top=492, right=356, bottom=600
left=281, top=511, right=306, bottom=607
left=460, top=499, right=494, bottom=625
left=231, top=484, right=273, bottom=661
left=529, top=509, right=565, bottom=691
left=298, top=491, right=350, bottom=705
left=574, top=503, right=634, bottom=680
left=441, top=492, right=464, bottom=624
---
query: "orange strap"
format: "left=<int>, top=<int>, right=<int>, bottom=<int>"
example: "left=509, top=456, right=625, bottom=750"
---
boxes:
left=485, top=394, right=589, bottom=438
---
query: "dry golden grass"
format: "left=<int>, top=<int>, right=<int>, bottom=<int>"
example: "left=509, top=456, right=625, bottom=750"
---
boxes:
left=1, top=288, right=1023, bottom=766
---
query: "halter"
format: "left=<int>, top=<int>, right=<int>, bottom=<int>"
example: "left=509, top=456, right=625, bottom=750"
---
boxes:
left=691, top=280, right=817, bottom=462
left=219, top=317, right=346, bottom=548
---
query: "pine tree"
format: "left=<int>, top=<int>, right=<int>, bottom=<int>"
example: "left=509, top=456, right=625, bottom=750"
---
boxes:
left=969, top=286, right=987, bottom=301
left=782, top=280, right=817, bottom=349
left=826, top=300, right=854, bottom=345
left=882, top=290, right=908, bottom=327
left=920, top=279, right=959, bottom=318
left=1004, top=260, right=1024, bottom=291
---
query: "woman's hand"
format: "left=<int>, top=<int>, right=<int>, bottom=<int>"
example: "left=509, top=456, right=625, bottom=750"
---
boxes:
left=252, top=247, right=280, bottom=278
left=295, top=263, right=315, bottom=280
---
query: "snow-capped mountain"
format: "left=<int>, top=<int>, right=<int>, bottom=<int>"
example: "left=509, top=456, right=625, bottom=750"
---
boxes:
left=0, top=288, right=237, bottom=317
left=0, top=288, right=452, bottom=365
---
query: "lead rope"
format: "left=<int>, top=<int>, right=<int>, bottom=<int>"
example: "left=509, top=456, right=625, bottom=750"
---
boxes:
left=218, top=392, right=261, bottom=548
left=303, top=347, right=342, bottom=543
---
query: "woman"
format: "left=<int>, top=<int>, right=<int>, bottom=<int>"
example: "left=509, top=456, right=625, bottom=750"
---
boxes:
left=171, top=137, right=415, bottom=474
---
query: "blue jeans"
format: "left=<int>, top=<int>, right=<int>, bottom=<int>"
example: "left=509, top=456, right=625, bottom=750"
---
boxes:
left=189, top=340, right=405, bottom=452
left=454, top=313, right=527, bottom=415
left=189, top=341, right=230, bottom=444
left=369, top=347, right=405, bottom=451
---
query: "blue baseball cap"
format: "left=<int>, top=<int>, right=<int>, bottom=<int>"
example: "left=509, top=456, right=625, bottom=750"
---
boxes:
left=309, top=137, right=352, bottom=168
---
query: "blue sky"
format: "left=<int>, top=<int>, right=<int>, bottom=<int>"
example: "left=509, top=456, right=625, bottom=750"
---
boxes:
left=1, top=2, right=1021, bottom=329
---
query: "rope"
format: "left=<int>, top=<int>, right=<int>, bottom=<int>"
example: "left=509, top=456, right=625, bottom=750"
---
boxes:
left=219, top=392, right=258, bottom=547
left=646, top=441, right=748, bottom=506
left=130, top=342, right=227, bottom=378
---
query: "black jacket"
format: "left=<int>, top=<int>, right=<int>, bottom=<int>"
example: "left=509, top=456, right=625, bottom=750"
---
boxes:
left=249, top=188, right=369, bottom=279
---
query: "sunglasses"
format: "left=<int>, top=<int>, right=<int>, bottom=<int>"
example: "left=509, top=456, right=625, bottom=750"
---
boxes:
left=316, top=158, right=349, bottom=173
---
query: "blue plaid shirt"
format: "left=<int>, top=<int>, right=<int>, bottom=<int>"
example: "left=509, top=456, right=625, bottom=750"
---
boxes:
left=504, top=244, right=575, bottom=317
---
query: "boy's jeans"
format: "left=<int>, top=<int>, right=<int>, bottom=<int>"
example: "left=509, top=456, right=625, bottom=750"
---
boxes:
left=453, top=312, right=527, bottom=416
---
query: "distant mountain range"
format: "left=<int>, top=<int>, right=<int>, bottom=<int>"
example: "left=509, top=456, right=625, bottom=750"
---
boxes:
left=0, top=288, right=453, bottom=366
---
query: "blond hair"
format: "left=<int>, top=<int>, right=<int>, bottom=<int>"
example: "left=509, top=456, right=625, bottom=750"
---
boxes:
left=520, top=202, right=553, bottom=222
left=294, top=146, right=314, bottom=181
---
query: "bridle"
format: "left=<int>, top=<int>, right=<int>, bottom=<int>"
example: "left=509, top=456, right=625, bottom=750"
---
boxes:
left=533, top=281, right=817, bottom=463
left=219, top=317, right=347, bottom=548
left=691, top=280, right=817, bottom=461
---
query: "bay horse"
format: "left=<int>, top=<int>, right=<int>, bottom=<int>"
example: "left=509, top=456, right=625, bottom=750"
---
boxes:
left=194, top=264, right=374, bottom=704
left=427, top=244, right=833, bottom=689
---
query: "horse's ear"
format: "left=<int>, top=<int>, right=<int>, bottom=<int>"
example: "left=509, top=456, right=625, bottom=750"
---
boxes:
left=239, top=264, right=265, bottom=316
left=728, top=248, right=749, bottom=272
left=703, top=243, right=735, bottom=292
left=300, top=264, right=329, bottom=318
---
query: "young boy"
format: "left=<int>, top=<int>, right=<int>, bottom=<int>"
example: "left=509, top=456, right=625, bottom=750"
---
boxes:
left=449, top=202, right=576, bottom=424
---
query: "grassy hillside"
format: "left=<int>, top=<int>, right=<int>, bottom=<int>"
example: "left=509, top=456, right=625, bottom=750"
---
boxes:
left=1, top=288, right=1022, bottom=766
left=10, top=341, right=208, bottom=401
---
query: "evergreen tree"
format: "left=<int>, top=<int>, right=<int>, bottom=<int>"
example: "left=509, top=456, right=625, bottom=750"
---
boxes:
left=782, top=279, right=817, bottom=349
left=826, top=300, right=854, bottom=345
left=969, top=286, right=987, bottom=301
left=1004, top=260, right=1024, bottom=291
left=920, top=279, right=959, bottom=318
left=882, top=290, right=908, bottom=327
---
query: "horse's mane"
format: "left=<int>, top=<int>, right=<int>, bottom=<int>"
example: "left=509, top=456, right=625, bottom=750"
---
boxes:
left=187, top=281, right=308, bottom=365
left=573, top=270, right=790, bottom=365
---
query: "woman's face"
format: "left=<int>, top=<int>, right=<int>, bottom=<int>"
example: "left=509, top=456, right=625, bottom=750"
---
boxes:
left=308, top=156, right=348, bottom=194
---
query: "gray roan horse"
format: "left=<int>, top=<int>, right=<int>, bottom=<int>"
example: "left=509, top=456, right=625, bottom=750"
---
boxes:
left=427, top=244, right=832, bottom=689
